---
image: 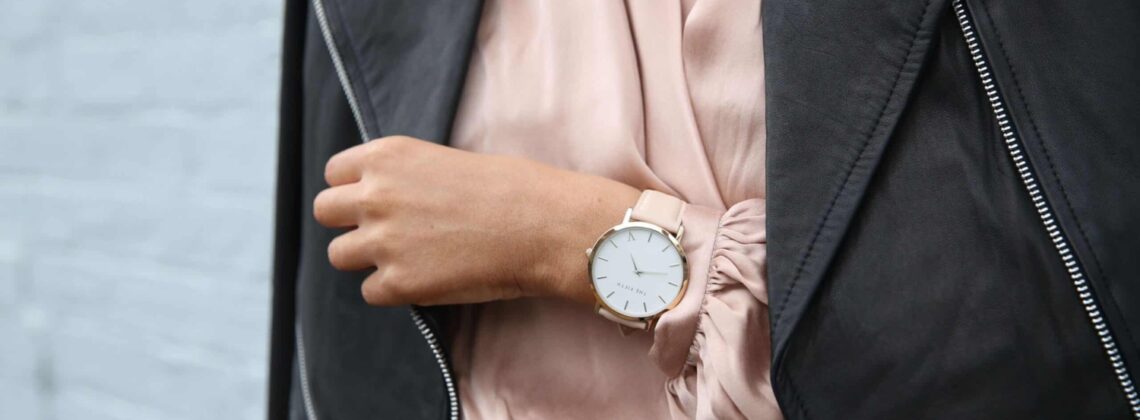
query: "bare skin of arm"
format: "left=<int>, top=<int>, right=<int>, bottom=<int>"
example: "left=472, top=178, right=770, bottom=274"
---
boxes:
left=313, top=135, right=640, bottom=307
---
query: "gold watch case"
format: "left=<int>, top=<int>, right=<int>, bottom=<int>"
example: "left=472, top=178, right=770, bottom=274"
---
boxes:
left=585, top=209, right=689, bottom=328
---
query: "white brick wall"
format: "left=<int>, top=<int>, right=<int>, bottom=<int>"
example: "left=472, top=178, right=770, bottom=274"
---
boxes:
left=0, top=0, right=281, bottom=419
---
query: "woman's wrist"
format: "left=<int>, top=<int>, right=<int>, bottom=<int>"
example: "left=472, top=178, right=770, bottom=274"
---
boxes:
left=526, top=169, right=641, bottom=306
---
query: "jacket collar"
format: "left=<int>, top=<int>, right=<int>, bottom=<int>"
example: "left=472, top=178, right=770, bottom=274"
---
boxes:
left=764, top=0, right=948, bottom=374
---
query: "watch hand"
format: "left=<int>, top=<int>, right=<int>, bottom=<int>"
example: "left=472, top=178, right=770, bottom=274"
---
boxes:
left=629, top=254, right=640, bottom=274
left=639, top=271, right=667, bottom=275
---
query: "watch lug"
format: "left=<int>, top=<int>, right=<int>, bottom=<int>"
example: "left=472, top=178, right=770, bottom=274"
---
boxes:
left=622, top=208, right=632, bottom=224
left=586, top=247, right=593, bottom=258
left=676, top=225, right=685, bottom=241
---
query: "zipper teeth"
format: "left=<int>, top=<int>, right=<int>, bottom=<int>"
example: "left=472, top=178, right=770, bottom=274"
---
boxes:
left=295, top=312, right=460, bottom=420
left=295, top=324, right=321, bottom=420
left=411, top=308, right=460, bottom=420
left=952, top=1, right=1140, bottom=416
left=305, top=1, right=461, bottom=418
left=311, top=0, right=369, bottom=142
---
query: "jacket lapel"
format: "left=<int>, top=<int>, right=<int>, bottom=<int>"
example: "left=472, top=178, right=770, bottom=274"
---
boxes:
left=764, top=0, right=948, bottom=371
left=319, top=0, right=950, bottom=384
left=318, top=0, right=484, bottom=144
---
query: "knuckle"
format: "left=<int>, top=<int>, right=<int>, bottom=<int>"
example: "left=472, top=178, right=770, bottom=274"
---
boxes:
left=312, top=190, right=333, bottom=223
left=383, top=276, right=412, bottom=304
left=323, top=158, right=338, bottom=184
left=324, top=149, right=354, bottom=182
left=373, top=225, right=409, bottom=259
left=375, top=135, right=417, bottom=155
left=367, top=137, right=394, bottom=155
left=358, top=227, right=386, bottom=259
left=381, top=135, right=413, bottom=146
left=361, top=184, right=395, bottom=217
left=361, top=280, right=383, bottom=305
left=361, top=270, right=405, bottom=306
left=364, top=178, right=390, bottom=197
left=327, top=237, right=349, bottom=270
left=364, top=224, right=386, bottom=247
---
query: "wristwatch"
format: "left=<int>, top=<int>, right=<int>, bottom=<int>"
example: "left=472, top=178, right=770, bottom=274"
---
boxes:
left=586, top=190, right=689, bottom=332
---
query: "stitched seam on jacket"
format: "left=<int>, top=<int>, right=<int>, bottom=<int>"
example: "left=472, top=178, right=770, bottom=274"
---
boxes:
left=772, top=1, right=938, bottom=417
left=976, top=0, right=1140, bottom=355
left=772, top=0, right=937, bottom=333
left=328, top=0, right=379, bottom=139
left=780, top=367, right=813, bottom=420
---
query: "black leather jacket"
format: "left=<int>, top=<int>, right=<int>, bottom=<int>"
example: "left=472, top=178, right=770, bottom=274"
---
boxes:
left=269, top=0, right=1140, bottom=418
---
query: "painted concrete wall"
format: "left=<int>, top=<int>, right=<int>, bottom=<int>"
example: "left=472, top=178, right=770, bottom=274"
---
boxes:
left=0, top=1, right=281, bottom=418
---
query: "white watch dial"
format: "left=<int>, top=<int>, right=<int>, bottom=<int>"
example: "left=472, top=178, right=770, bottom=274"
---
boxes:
left=590, top=225, right=685, bottom=318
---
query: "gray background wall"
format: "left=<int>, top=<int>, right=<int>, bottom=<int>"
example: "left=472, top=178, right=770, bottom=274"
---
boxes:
left=0, top=1, right=281, bottom=419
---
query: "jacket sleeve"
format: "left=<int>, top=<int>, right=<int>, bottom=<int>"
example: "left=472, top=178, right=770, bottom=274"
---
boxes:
left=647, top=198, right=782, bottom=419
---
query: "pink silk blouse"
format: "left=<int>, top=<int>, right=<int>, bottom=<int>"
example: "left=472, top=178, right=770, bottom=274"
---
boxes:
left=448, top=0, right=778, bottom=418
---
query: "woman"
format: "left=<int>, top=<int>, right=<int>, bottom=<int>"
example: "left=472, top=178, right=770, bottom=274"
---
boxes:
left=268, top=0, right=1140, bottom=418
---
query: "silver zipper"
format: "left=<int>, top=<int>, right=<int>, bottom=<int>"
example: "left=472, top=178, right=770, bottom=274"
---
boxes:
left=952, top=1, right=1140, bottom=416
left=302, top=1, right=461, bottom=419
left=312, top=0, right=369, bottom=142
left=410, top=308, right=460, bottom=420
left=295, top=311, right=459, bottom=420
left=295, top=324, right=321, bottom=420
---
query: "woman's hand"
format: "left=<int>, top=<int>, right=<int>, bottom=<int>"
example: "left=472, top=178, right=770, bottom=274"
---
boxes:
left=313, top=136, right=640, bottom=306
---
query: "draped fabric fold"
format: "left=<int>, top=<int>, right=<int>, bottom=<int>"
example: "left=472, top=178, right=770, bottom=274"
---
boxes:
left=657, top=199, right=779, bottom=419
left=448, top=0, right=774, bottom=418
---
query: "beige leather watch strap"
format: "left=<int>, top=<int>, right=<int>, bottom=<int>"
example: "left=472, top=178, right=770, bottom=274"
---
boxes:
left=631, top=190, right=684, bottom=234
left=597, top=306, right=648, bottom=330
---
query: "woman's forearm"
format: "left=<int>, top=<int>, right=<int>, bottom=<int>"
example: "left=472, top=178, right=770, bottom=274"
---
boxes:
left=313, top=135, right=640, bottom=306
